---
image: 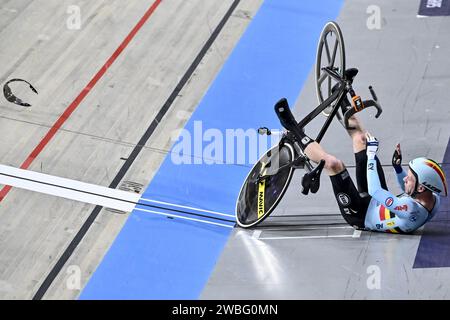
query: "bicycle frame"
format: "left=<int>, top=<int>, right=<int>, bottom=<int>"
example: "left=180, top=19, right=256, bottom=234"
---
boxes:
left=297, top=82, right=347, bottom=144
left=255, top=80, right=347, bottom=182
left=267, top=66, right=382, bottom=181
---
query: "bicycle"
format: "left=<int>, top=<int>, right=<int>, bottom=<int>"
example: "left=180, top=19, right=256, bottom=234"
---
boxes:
left=235, top=21, right=383, bottom=228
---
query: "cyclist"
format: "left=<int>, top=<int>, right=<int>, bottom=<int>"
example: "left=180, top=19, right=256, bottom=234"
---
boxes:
left=294, top=101, right=447, bottom=234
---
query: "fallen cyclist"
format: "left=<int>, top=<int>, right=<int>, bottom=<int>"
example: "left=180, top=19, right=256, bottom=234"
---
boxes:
left=296, top=103, right=447, bottom=234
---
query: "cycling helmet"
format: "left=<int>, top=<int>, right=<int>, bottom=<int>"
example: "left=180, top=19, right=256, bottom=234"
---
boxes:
left=409, top=157, right=447, bottom=196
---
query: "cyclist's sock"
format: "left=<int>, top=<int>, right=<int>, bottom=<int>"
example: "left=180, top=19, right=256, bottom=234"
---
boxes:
left=355, top=150, right=368, bottom=193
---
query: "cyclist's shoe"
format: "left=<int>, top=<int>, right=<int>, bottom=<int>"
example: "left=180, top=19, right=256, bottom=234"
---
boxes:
left=301, top=159, right=325, bottom=195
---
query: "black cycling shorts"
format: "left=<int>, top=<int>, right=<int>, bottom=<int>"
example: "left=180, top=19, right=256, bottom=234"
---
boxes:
left=330, top=150, right=387, bottom=229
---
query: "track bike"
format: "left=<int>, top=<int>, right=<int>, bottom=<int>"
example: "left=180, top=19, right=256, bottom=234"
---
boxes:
left=235, top=21, right=383, bottom=228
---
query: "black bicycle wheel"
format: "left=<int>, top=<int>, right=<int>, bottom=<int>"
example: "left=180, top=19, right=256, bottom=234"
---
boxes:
left=236, top=143, right=295, bottom=228
left=315, top=21, right=346, bottom=116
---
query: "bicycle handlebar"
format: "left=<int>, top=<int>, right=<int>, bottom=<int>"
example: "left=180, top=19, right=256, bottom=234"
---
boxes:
left=369, top=85, right=378, bottom=101
left=343, top=89, right=383, bottom=130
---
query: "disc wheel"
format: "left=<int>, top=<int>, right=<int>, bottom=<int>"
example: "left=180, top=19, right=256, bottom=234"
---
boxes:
left=315, top=21, right=346, bottom=117
left=236, top=143, right=295, bottom=228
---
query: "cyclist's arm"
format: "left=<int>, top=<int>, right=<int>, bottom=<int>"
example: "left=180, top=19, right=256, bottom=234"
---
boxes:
left=392, top=143, right=406, bottom=191
left=367, top=157, right=412, bottom=219
left=394, top=167, right=406, bottom=192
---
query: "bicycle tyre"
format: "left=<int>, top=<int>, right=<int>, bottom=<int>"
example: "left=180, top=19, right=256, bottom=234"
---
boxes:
left=235, top=142, right=295, bottom=228
left=315, top=21, right=346, bottom=116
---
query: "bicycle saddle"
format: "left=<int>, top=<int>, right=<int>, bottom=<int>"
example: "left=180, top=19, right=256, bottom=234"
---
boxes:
left=344, top=68, right=358, bottom=82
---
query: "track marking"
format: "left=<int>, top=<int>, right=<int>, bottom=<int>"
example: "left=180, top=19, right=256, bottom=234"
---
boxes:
left=0, top=164, right=235, bottom=224
left=134, top=208, right=234, bottom=229
left=0, top=0, right=163, bottom=202
left=260, top=226, right=353, bottom=230
left=252, top=230, right=262, bottom=239
left=352, top=230, right=362, bottom=238
left=32, top=0, right=241, bottom=300
left=0, top=164, right=140, bottom=211
left=259, top=234, right=356, bottom=240
left=140, top=197, right=234, bottom=218
left=252, top=227, right=361, bottom=241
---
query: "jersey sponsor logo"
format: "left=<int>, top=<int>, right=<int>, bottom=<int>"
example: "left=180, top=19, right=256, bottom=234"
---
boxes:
left=385, top=197, right=394, bottom=207
left=337, top=193, right=351, bottom=206
left=387, top=221, right=395, bottom=227
left=394, top=204, right=408, bottom=211
left=343, top=208, right=357, bottom=215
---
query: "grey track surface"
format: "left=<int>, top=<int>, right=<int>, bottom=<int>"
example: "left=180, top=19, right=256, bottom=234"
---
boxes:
left=201, top=0, right=450, bottom=299
left=1, top=0, right=450, bottom=300
left=0, top=0, right=262, bottom=299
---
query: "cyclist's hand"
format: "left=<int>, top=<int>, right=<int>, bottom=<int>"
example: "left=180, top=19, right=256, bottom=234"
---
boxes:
left=366, top=132, right=379, bottom=160
left=392, top=143, right=402, bottom=173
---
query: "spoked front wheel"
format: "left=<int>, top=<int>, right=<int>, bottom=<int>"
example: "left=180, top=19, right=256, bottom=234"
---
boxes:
left=236, top=142, right=295, bottom=228
left=315, top=21, right=346, bottom=117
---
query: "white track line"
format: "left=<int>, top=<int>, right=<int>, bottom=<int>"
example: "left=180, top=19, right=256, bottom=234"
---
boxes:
left=134, top=207, right=234, bottom=228
left=258, top=234, right=355, bottom=240
left=352, top=230, right=362, bottom=238
left=262, top=226, right=353, bottom=231
left=252, top=230, right=262, bottom=239
left=0, top=165, right=235, bottom=229
left=139, top=197, right=235, bottom=218
left=0, top=164, right=236, bottom=227
left=0, top=164, right=139, bottom=212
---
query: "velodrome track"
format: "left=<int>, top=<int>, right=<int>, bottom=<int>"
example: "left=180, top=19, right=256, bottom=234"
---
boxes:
left=1, top=0, right=450, bottom=299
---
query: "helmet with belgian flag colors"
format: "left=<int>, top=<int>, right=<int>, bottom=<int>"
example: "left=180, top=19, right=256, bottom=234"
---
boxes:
left=409, top=157, right=447, bottom=197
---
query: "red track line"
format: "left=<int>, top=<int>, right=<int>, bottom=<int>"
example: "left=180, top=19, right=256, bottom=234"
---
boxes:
left=0, top=0, right=162, bottom=202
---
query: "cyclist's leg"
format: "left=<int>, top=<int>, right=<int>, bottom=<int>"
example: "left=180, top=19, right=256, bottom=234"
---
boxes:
left=345, top=114, right=388, bottom=192
left=303, top=141, right=345, bottom=175
left=354, top=150, right=388, bottom=193
left=346, top=114, right=367, bottom=153
left=303, top=142, right=367, bottom=228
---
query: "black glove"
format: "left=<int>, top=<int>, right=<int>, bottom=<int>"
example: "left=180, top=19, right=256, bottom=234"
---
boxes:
left=392, top=143, right=402, bottom=173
